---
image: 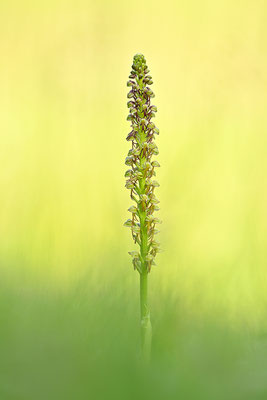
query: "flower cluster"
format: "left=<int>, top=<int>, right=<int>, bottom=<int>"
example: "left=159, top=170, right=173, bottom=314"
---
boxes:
left=124, top=54, right=161, bottom=273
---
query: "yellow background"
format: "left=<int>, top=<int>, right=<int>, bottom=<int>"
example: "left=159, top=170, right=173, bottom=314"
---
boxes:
left=0, top=2, right=267, bottom=397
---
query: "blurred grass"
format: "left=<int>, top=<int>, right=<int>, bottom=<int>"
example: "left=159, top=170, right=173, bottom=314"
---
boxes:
left=1, top=273, right=267, bottom=400
left=0, top=0, right=267, bottom=398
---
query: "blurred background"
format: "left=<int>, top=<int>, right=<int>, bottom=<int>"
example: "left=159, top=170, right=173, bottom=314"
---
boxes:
left=0, top=0, right=267, bottom=398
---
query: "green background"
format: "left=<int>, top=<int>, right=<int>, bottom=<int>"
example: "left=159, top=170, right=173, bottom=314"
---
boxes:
left=0, top=1, right=267, bottom=398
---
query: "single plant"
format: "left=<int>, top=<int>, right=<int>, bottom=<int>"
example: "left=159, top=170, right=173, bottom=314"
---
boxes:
left=124, top=53, right=161, bottom=362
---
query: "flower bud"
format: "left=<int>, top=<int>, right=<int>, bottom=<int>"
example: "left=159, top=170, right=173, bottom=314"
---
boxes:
left=132, top=148, right=140, bottom=157
left=141, top=142, right=148, bottom=150
left=124, top=219, right=132, bottom=227
left=126, top=131, right=135, bottom=141
left=135, top=171, right=143, bottom=179
left=147, top=122, right=155, bottom=130
left=140, top=194, right=148, bottom=202
left=127, top=80, right=135, bottom=87
left=125, top=181, right=134, bottom=189
left=128, top=206, right=137, bottom=213
left=125, top=169, right=132, bottom=177
left=151, top=180, right=160, bottom=187
left=150, top=195, right=160, bottom=204
left=145, top=215, right=154, bottom=223
left=132, top=225, right=140, bottom=234
left=153, top=218, right=162, bottom=224
left=132, top=258, right=141, bottom=272
left=128, top=251, right=139, bottom=258
left=125, top=156, right=134, bottom=166
left=148, top=142, right=156, bottom=150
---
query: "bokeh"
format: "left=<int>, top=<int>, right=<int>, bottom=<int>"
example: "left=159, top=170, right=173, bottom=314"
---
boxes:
left=0, top=0, right=267, bottom=398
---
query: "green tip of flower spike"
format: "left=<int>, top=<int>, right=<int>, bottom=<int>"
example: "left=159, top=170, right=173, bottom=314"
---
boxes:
left=133, top=53, right=146, bottom=69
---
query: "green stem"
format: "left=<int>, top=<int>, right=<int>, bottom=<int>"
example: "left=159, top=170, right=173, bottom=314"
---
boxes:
left=137, top=62, right=153, bottom=361
left=140, top=271, right=152, bottom=363
left=139, top=163, right=152, bottom=362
